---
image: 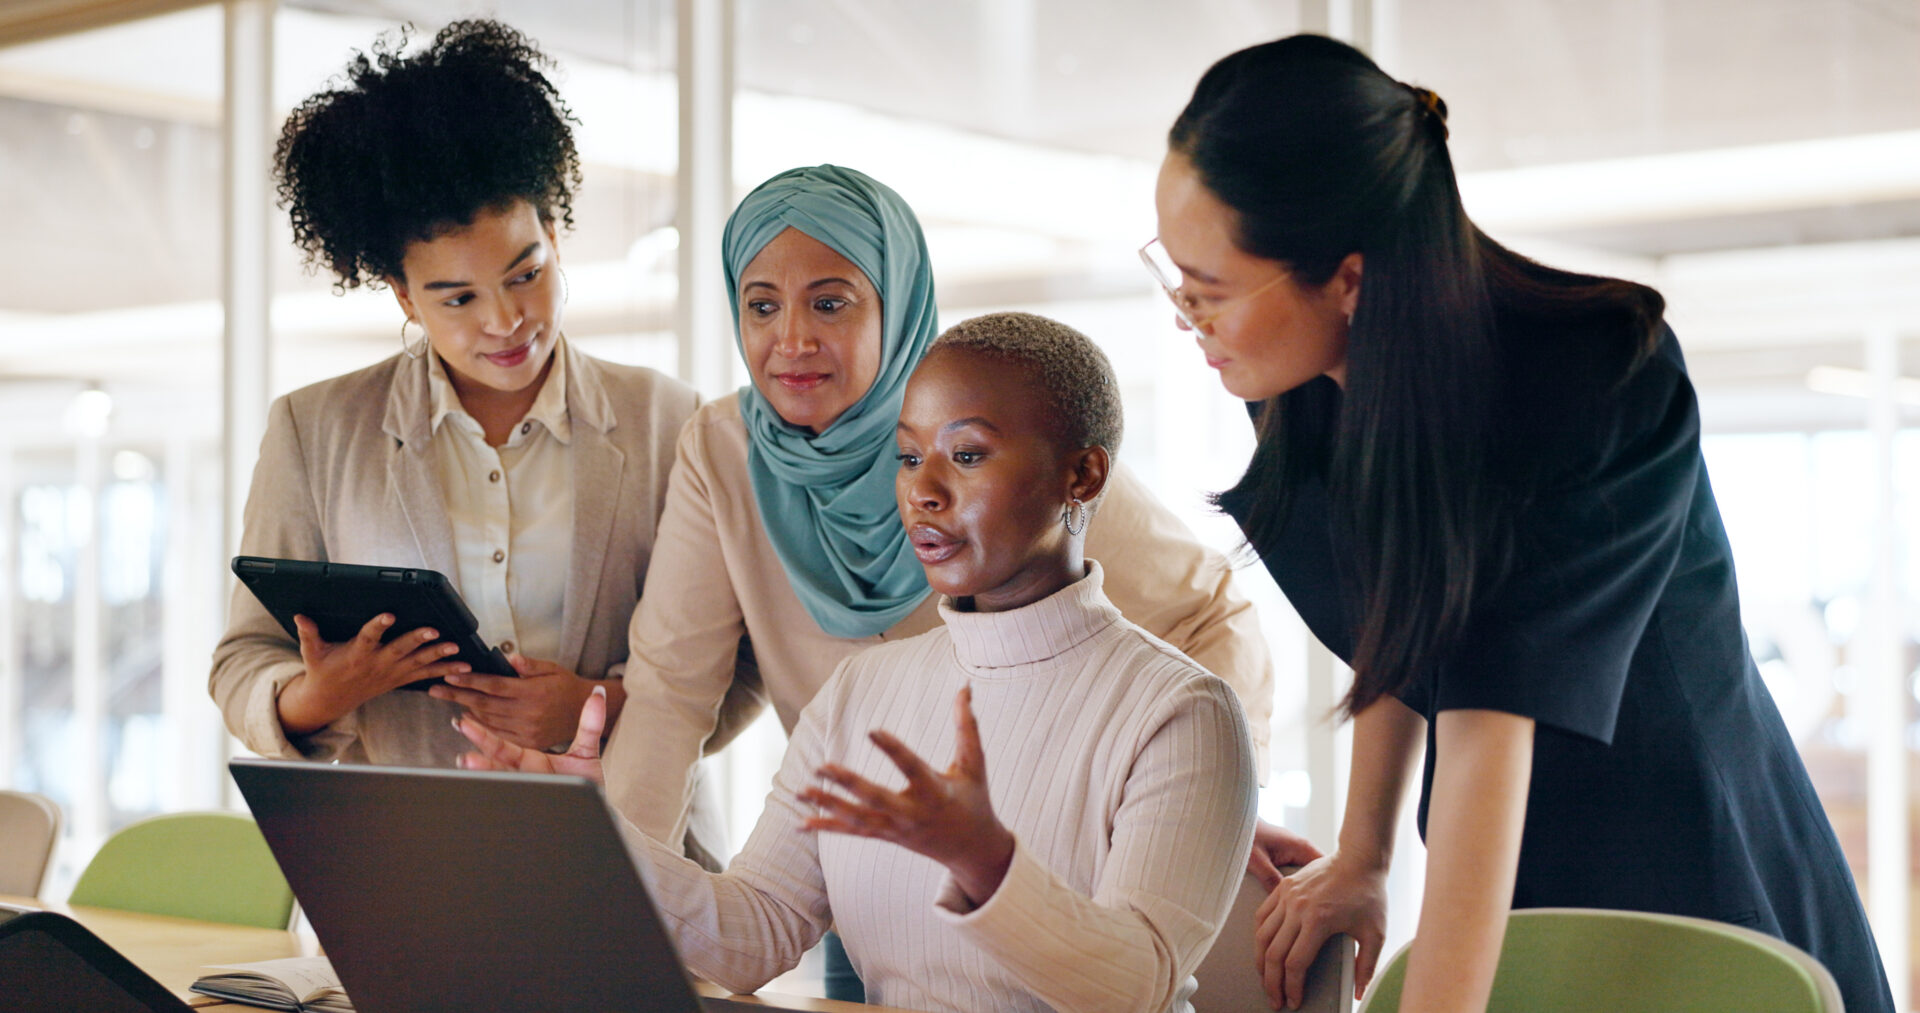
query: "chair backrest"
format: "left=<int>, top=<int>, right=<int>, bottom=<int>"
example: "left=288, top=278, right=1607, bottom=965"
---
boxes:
left=0, top=790, right=62, bottom=897
left=1191, top=870, right=1354, bottom=1013
left=67, top=811, right=294, bottom=929
left=1357, top=907, right=1842, bottom=1013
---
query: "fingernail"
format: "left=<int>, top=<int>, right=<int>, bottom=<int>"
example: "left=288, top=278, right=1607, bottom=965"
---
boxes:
left=450, top=716, right=463, bottom=732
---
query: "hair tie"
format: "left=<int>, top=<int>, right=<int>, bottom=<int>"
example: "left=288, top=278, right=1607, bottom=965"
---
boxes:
left=1408, top=85, right=1450, bottom=141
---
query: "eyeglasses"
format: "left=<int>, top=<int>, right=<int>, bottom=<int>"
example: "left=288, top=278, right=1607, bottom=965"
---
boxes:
left=1138, top=237, right=1288, bottom=333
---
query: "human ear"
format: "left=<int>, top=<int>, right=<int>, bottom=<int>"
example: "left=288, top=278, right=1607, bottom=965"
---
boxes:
left=1065, top=445, right=1111, bottom=506
left=388, top=276, right=418, bottom=321
left=1334, top=252, right=1364, bottom=321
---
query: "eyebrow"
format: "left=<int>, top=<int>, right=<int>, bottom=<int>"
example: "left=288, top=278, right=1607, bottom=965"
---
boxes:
left=1171, top=257, right=1220, bottom=285
left=741, top=276, right=860, bottom=294
left=896, top=416, right=1002, bottom=434
left=422, top=241, right=543, bottom=291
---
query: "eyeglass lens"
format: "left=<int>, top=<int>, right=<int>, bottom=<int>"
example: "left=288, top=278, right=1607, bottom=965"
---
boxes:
left=1139, top=239, right=1199, bottom=329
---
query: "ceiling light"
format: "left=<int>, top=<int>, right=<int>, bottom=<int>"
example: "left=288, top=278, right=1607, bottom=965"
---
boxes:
left=1804, top=366, right=1920, bottom=406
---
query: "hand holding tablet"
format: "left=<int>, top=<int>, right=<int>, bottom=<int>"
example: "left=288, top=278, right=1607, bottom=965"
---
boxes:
left=230, top=557, right=516, bottom=695
left=278, top=612, right=474, bottom=734
left=428, top=654, right=605, bottom=751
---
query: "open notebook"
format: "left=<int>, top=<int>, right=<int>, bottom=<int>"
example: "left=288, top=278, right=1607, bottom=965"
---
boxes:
left=191, top=956, right=351, bottom=1012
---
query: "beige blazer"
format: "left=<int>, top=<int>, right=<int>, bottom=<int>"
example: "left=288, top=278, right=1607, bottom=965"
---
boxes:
left=209, top=342, right=699, bottom=767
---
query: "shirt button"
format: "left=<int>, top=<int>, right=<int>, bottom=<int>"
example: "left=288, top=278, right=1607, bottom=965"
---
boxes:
left=500, top=640, right=516, bottom=654
left=489, top=469, right=501, bottom=483
left=492, top=549, right=505, bottom=563
left=520, top=422, right=532, bottom=435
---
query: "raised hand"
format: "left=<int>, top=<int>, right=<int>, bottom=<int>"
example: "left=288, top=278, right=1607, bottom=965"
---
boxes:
left=429, top=653, right=603, bottom=750
left=278, top=612, right=471, bottom=735
left=799, top=686, right=1015, bottom=906
left=455, top=684, right=608, bottom=784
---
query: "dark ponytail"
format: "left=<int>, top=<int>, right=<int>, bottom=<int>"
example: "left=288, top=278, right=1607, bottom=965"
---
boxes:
left=1178, top=35, right=1663, bottom=716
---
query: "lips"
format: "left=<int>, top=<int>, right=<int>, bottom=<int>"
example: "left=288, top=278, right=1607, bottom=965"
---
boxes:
left=774, top=372, right=830, bottom=391
left=908, top=523, right=964, bottom=565
left=485, top=340, right=534, bottom=368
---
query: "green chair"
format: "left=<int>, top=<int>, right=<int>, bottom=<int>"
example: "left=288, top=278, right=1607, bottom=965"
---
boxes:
left=67, top=811, right=294, bottom=929
left=1358, top=908, right=1843, bottom=1013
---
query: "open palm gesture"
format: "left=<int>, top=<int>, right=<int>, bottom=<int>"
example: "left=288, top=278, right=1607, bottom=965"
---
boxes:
left=800, top=686, right=1015, bottom=906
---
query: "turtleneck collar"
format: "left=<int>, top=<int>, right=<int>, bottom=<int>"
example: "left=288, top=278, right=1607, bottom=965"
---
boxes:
left=938, top=562, right=1121, bottom=677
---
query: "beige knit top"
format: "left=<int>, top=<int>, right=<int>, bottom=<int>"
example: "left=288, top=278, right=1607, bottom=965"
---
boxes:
left=621, top=564, right=1259, bottom=1013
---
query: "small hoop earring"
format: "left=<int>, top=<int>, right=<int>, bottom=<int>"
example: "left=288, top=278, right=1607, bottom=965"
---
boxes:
left=559, top=265, right=570, bottom=306
left=1062, top=497, right=1089, bottom=537
left=400, top=317, right=427, bottom=359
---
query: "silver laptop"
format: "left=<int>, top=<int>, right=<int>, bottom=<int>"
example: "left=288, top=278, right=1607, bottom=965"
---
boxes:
left=229, top=758, right=804, bottom=1013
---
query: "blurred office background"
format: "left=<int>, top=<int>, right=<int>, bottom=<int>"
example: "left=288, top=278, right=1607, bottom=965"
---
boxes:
left=1, top=0, right=1916, bottom=1003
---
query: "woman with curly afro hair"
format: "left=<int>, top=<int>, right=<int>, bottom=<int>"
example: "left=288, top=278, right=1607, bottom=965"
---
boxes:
left=210, top=19, right=724, bottom=859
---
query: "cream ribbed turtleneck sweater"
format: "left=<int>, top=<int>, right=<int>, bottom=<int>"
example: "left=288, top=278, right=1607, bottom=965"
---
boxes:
left=619, top=562, right=1258, bottom=1013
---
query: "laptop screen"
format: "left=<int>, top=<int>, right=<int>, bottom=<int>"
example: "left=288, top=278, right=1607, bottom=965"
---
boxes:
left=229, top=759, right=709, bottom=1013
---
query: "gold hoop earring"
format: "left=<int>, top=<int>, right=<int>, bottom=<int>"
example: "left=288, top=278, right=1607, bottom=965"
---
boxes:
left=1062, top=497, right=1089, bottom=537
left=400, top=317, right=427, bottom=359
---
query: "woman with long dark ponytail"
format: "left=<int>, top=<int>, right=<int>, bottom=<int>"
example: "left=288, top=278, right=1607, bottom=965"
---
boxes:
left=1151, top=34, right=1893, bottom=1013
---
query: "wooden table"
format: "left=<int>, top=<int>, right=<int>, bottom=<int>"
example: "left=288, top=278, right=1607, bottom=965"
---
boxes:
left=1, top=894, right=897, bottom=1011
left=3, top=894, right=308, bottom=1007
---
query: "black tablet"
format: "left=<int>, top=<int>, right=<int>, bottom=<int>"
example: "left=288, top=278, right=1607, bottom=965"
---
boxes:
left=0, top=905, right=192, bottom=1012
left=231, top=556, right=516, bottom=690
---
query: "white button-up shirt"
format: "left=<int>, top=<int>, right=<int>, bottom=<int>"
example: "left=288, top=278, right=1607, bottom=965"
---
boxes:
left=427, top=347, right=573, bottom=666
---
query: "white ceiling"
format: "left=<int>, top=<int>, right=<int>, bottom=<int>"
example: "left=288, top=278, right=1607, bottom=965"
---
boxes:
left=0, top=0, right=1916, bottom=436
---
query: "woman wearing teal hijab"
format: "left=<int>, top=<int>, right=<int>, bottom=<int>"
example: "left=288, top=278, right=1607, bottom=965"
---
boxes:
left=602, top=164, right=1279, bottom=996
left=727, top=165, right=942, bottom=638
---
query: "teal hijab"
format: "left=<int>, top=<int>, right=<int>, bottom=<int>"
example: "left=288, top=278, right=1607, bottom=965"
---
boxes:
left=724, top=165, right=940, bottom=638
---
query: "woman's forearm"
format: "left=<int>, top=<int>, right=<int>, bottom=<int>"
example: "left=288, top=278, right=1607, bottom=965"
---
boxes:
left=1401, top=708, right=1534, bottom=1013
left=1337, top=695, right=1428, bottom=868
